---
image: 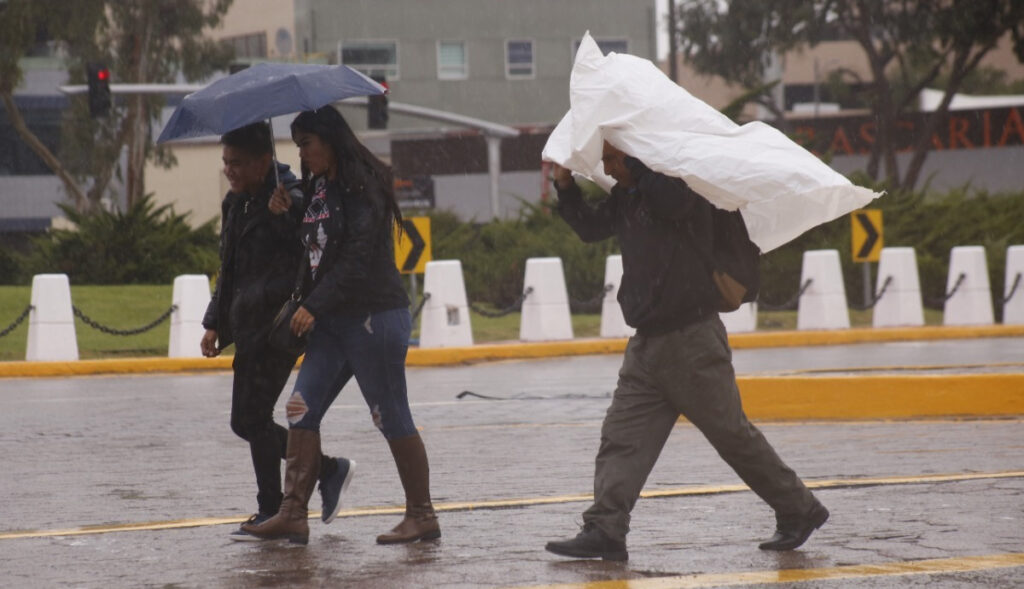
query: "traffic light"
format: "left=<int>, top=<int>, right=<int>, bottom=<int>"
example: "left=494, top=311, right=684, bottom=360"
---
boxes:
left=368, top=76, right=389, bottom=129
left=86, top=62, right=111, bottom=118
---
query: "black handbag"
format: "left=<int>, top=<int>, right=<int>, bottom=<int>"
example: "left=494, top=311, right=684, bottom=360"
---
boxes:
left=268, top=245, right=310, bottom=356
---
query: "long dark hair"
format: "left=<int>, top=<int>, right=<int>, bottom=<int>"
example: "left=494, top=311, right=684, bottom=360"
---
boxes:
left=290, top=105, right=402, bottom=230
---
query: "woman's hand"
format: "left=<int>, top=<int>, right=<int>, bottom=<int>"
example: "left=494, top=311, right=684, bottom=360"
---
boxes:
left=290, top=305, right=315, bottom=337
left=269, top=183, right=292, bottom=215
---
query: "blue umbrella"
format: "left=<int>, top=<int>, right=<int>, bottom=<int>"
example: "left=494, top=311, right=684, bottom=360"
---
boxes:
left=156, top=62, right=385, bottom=143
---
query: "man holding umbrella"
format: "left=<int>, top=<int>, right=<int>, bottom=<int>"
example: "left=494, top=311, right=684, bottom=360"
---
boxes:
left=200, top=122, right=354, bottom=540
left=543, top=143, right=829, bottom=561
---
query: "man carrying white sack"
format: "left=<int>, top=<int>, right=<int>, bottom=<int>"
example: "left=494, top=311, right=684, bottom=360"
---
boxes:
left=544, top=143, right=828, bottom=562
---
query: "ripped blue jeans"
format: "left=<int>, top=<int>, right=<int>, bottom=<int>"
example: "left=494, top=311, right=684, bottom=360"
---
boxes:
left=286, top=307, right=417, bottom=439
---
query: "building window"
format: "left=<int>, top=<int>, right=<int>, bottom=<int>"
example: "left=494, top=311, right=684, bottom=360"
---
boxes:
left=506, top=40, right=534, bottom=79
left=340, top=40, right=399, bottom=80
left=224, top=32, right=267, bottom=59
left=572, top=38, right=629, bottom=57
left=437, top=40, right=467, bottom=80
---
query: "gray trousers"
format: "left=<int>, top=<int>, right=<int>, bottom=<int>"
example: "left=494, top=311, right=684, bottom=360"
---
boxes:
left=583, top=315, right=817, bottom=542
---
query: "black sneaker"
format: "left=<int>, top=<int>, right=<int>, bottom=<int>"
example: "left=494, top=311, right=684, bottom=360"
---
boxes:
left=545, top=523, right=628, bottom=561
left=229, top=513, right=272, bottom=542
left=319, top=457, right=356, bottom=524
left=758, top=502, right=830, bottom=551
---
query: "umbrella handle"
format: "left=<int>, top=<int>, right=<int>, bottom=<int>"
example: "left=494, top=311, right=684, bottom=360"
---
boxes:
left=268, top=118, right=281, bottom=187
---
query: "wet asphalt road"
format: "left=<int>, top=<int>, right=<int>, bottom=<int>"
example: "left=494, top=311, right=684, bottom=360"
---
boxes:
left=1, top=338, right=1022, bottom=588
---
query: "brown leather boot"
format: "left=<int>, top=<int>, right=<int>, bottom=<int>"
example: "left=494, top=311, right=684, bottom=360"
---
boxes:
left=241, top=428, right=321, bottom=544
left=376, top=434, right=441, bottom=544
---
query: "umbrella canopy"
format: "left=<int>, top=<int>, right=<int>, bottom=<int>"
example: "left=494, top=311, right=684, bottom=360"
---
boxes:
left=156, top=62, right=385, bottom=143
left=543, top=33, right=883, bottom=253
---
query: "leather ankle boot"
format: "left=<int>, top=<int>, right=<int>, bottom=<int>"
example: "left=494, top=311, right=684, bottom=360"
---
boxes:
left=376, top=434, right=441, bottom=544
left=241, top=428, right=321, bottom=544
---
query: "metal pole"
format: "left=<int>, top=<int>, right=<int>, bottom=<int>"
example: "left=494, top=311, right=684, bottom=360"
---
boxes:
left=667, top=0, right=678, bottom=83
left=486, top=135, right=501, bottom=219
left=409, top=273, right=418, bottom=311
left=862, top=262, right=872, bottom=309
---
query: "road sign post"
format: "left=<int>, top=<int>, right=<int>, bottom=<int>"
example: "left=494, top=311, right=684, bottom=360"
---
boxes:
left=394, top=217, right=432, bottom=310
left=851, top=209, right=883, bottom=307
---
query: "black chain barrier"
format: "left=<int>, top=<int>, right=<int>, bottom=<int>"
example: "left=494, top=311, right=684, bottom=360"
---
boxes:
left=1003, top=273, right=1022, bottom=304
left=757, top=279, right=814, bottom=312
left=410, top=292, right=431, bottom=322
left=0, top=305, right=33, bottom=338
left=72, top=304, right=177, bottom=336
left=923, top=273, right=966, bottom=310
left=569, top=284, right=614, bottom=313
left=849, top=275, right=895, bottom=311
left=469, top=287, right=534, bottom=318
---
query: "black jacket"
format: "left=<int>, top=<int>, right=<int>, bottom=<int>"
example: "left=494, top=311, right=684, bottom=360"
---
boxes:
left=202, top=162, right=304, bottom=349
left=300, top=173, right=409, bottom=318
left=556, top=159, right=718, bottom=334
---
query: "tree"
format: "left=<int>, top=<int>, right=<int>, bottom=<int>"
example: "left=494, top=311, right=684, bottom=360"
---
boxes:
left=676, top=0, right=1024, bottom=191
left=0, top=0, right=233, bottom=213
left=0, top=0, right=105, bottom=211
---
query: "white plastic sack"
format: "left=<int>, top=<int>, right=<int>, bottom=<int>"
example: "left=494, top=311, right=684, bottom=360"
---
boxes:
left=542, top=33, right=883, bottom=253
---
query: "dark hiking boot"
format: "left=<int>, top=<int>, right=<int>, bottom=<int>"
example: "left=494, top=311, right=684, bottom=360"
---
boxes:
left=319, top=457, right=356, bottom=524
left=759, top=502, right=830, bottom=551
left=228, top=513, right=272, bottom=542
left=545, top=523, right=628, bottom=561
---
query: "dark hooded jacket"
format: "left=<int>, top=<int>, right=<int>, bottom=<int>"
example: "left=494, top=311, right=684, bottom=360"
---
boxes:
left=556, top=158, right=718, bottom=335
left=202, top=162, right=304, bottom=349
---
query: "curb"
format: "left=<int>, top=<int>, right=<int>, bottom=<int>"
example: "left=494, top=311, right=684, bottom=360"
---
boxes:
left=1, top=324, right=1022, bottom=378
left=736, top=374, right=1024, bottom=421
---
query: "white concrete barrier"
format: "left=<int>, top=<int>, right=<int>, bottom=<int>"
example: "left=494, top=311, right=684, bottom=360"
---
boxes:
left=872, top=247, right=925, bottom=327
left=1002, top=245, right=1024, bottom=325
left=599, top=255, right=634, bottom=338
left=168, top=275, right=211, bottom=358
left=26, top=274, right=78, bottom=361
left=943, top=246, right=993, bottom=326
left=720, top=302, right=758, bottom=333
left=520, top=257, right=574, bottom=341
left=419, top=260, right=474, bottom=348
left=797, top=250, right=850, bottom=330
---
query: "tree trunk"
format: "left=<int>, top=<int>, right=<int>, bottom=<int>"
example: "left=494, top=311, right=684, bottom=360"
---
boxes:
left=125, top=10, right=153, bottom=208
left=1, top=90, right=91, bottom=213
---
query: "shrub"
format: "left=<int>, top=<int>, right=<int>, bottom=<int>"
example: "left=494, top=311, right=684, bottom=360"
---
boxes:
left=16, top=194, right=219, bottom=284
left=429, top=184, right=1024, bottom=318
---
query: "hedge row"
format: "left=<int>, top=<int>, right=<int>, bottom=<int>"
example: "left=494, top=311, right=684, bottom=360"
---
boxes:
left=4, top=186, right=1022, bottom=322
left=430, top=184, right=1024, bottom=318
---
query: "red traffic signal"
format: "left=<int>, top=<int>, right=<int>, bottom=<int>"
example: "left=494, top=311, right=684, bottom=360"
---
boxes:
left=86, top=62, right=112, bottom=118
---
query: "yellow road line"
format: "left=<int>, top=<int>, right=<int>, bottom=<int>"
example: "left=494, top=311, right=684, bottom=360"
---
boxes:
left=2, top=324, right=1023, bottom=377
left=510, top=552, right=1024, bottom=589
left=3, top=470, right=1021, bottom=541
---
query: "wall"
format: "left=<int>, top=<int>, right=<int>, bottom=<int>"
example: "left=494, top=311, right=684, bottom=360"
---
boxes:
left=294, top=0, right=656, bottom=130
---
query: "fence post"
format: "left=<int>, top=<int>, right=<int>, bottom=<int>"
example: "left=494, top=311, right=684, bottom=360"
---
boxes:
left=599, top=255, right=634, bottom=338
left=26, top=274, right=79, bottom=361
left=168, top=275, right=211, bottom=358
left=872, top=247, right=925, bottom=328
left=721, top=302, right=758, bottom=333
left=943, top=246, right=994, bottom=326
left=520, top=257, right=574, bottom=342
left=1004, top=245, right=1024, bottom=325
left=419, top=260, right=474, bottom=348
left=797, top=250, right=850, bottom=330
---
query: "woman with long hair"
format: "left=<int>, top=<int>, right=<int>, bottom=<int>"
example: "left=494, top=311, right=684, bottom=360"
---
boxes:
left=242, top=105, right=440, bottom=545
